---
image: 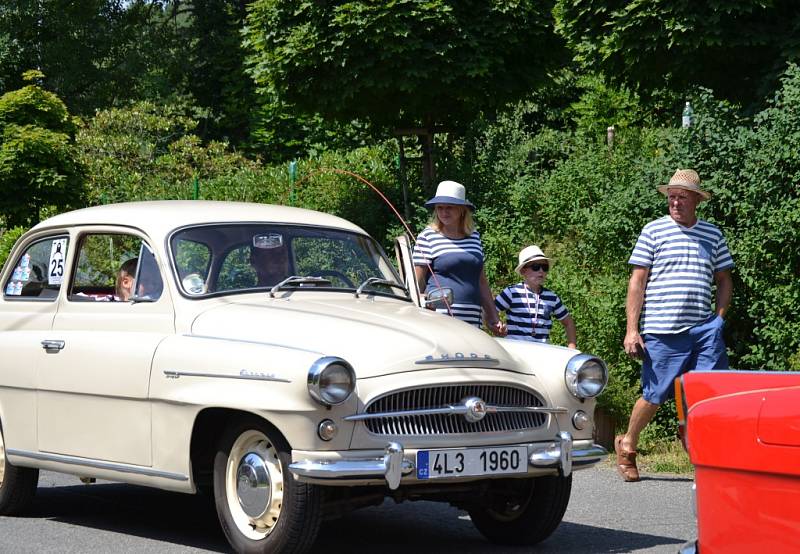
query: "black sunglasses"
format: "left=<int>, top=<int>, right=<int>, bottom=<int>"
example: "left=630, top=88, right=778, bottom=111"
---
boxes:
left=524, top=263, right=549, bottom=272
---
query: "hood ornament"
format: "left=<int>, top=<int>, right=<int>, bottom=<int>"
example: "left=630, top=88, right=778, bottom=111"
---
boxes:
left=463, top=397, right=487, bottom=423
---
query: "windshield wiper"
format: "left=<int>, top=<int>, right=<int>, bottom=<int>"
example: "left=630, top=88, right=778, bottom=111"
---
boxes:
left=270, top=275, right=332, bottom=297
left=355, top=277, right=408, bottom=298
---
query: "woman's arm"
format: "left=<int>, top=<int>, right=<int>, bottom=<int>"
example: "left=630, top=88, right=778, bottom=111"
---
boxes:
left=414, top=265, right=429, bottom=297
left=560, top=315, right=577, bottom=349
left=479, top=270, right=505, bottom=336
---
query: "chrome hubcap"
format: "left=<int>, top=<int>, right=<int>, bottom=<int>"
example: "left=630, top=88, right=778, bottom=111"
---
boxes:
left=226, top=430, right=284, bottom=540
left=237, top=452, right=271, bottom=518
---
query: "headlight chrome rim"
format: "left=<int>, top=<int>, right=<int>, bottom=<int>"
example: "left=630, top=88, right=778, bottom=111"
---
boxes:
left=565, top=354, right=608, bottom=399
left=307, top=356, right=355, bottom=406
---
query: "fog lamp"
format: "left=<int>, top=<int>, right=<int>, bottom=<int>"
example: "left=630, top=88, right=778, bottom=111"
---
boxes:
left=318, top=419, right=338, bottom=441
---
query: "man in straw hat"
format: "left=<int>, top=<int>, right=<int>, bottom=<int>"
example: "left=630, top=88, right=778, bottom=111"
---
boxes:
left=616, top=169, right=734, bottom=482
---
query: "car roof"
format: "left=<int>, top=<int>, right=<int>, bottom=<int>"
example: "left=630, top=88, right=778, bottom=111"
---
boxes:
left=31, top=200, right=368, bottom=237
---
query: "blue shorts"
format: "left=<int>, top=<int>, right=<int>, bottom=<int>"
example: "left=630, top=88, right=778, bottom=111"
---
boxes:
left=641, top=315, right=728, bottom=404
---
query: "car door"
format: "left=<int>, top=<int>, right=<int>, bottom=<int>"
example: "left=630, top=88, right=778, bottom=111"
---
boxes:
left=0, top=233, right=70, bottom=453
left=394, top=235, right=421, bottom=306
left=37, top=229, right=174, bottom=466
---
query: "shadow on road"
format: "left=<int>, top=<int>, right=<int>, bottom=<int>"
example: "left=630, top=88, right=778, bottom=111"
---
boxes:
left=23, top=482, right=229, bottom=552
left=18, top=479, right=685, bottom=554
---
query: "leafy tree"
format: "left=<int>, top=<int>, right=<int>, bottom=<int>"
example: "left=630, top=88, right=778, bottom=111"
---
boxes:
left=245, top=0, right=566, bottom=131
left=183, top=0, right=255, bottom=143
left=554, top=0, right=800, bottom=107
left=0, top=72, right=84, bottom=227
left=76, top=100, right=259, bottom=204
left=0, top=1, right=159, bottom=114
left=0, top=226, right=26, bottom=271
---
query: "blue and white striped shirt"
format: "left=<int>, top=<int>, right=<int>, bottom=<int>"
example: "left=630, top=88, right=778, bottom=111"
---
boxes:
left=495, top=284, right=569, bottom=342
left=413, top=227, right=485, bottom=327
left=629, top=216, right=734, bottom=334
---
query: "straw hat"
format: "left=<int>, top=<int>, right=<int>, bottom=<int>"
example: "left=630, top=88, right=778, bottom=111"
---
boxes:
left=514, top=245, right=550, bottom=274
left=425, top=180, right=475, bottom=210
left=657, top=169, right=711, bottom=201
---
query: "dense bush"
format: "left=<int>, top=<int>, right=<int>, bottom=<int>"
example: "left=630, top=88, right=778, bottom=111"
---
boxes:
left=0, top=75, right=85, bottom=227
left=0, top=226, right=26, bottom=272
left=77, top=101, right=402, bottom=244
left=435, top=66, right=800, bottom=438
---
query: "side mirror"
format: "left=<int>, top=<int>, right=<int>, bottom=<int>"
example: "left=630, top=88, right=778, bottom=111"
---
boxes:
left=182, top=273, right=206, bottom=295
left=425, top=287, right=453, bottom=311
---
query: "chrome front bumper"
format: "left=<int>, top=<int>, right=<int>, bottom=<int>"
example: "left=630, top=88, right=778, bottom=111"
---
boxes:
left=289, top=432, right=607, bottom=490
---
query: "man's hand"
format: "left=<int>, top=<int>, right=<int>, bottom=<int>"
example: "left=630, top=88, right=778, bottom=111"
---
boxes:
left=624, top=330, right=645, bottom=359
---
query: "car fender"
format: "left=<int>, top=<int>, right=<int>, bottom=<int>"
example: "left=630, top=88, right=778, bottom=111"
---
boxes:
left=148, top=334, right=360, bottom=470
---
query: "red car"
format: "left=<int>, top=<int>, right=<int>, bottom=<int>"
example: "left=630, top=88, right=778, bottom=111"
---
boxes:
left=675, top=370, right=800, bottom=554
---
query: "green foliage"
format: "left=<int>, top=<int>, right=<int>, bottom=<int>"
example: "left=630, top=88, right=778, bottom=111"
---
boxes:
left=0, top=1, right=159, bottom=115
left=569, top=74, right=646, bottom=136
left=0, top=84, right=76, bottom=136
left=674, top=65, right=800, bottom=370
left=554, top=0, right=800, bottom=108
left=77, top=101, right=402, bottom=243
left=0, top=81, right=85, bottom=227
left=245, top=0, right=565, bottom=129
left=76, top=101, right=259, bottom=204
left=0, top=226, right=26, bottom=272
left=434, top=65, right=800, bottom=439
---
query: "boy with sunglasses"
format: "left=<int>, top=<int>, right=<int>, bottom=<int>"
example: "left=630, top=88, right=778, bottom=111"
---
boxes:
left=494, top=245, right=577, bottom=347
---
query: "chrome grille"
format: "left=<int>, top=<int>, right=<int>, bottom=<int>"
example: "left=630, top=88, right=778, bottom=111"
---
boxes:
left=363, top=384, right=547, bottom=436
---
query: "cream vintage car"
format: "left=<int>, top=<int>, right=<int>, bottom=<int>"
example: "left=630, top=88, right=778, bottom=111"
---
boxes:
left=0, top=200, right=607, bottom=553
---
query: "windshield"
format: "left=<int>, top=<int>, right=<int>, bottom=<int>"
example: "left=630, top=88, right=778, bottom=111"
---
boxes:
left=169, top=223, right=406, bottom=299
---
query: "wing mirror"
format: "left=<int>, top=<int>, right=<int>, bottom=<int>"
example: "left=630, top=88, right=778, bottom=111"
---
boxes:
left=424, top=287, right=453, bottom=311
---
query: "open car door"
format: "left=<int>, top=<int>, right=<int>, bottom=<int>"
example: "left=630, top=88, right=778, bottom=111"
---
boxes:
left=394, top=235, right=421, bottom=307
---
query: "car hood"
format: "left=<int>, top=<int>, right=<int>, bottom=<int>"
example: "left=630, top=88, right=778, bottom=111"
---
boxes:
left=190, top=294, right=523, bottom=379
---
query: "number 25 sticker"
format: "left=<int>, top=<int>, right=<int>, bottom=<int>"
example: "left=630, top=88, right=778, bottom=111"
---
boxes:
left=48, top=239, right=67, bottom=285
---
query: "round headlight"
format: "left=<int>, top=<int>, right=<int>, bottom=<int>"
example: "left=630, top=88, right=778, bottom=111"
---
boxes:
left=565, top=354, right=608, bottom=399
left=308, top=357, right=355, bottom=406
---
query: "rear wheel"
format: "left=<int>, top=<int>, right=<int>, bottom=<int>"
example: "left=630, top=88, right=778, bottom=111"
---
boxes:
left=0, top=423, right=38, bottom=515
left=468, top=474, right=572, bottom=546
left=213, top=417, right=321, bottom=554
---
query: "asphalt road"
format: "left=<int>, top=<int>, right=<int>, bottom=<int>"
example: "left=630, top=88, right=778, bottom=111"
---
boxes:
left=0, top=466, right=694, bottom=553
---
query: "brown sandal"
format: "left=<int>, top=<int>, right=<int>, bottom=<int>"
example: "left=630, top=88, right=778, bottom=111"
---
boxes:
left=614, top=435, right=640, bottom=482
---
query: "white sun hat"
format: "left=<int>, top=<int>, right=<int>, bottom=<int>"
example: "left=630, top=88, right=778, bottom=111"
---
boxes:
left=424, top=180, right=475, bottom=210
left=514, top=245, right=551, bottom=274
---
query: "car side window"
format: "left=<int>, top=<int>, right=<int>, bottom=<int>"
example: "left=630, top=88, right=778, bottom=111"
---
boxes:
left=134, top=243, right=164, bottom=301
left=69, top=233, right=162, bottom=302
left=3, top=236, right=69, bottom=300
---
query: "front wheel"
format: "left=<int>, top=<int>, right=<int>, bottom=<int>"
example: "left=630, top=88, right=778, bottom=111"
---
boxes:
left=468, top=474, right=572, bottom=546
left=0, top=423, right=39, bottom=515
left=213, top=417, right=321, bottom=554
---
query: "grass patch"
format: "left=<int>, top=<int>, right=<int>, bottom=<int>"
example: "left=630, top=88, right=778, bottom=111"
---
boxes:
left=638, top=439, right=694, bottom=474
left=605, top=438, right=694, bottom=475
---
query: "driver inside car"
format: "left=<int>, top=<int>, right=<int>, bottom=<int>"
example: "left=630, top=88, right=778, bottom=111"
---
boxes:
left=250, top=233, right=290, bottom=287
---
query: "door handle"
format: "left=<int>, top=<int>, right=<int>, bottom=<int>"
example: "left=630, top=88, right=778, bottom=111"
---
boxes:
left=41, top=339, right=65, bottom=353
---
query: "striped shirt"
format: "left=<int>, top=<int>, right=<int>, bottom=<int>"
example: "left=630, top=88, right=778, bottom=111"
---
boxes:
left=495, top=284, right=569, bottom=342
left=413, top=227, right=485, bottom=327
left=629, top=215, right=734, bottom=334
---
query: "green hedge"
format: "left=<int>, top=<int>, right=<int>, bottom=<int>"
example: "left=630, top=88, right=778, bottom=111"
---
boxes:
left=436, top=66, right=800, bottom=442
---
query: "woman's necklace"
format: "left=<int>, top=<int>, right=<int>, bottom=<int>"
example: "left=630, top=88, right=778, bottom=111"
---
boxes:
left=523, top=283, right=541, bottom=337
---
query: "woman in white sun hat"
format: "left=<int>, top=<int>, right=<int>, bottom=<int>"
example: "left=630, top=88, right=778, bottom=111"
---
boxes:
left=412, top=180, right=505, bottom=335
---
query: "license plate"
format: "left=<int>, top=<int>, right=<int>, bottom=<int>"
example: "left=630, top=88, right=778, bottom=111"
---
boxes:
left=416, top=446, right=527, bottom=480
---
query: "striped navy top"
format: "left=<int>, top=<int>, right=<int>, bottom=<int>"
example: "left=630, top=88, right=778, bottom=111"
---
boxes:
left=495, top=284, right=569, bottom=342
left=629, top=215, right=734, bottom=334
left=413, top=227, right=485, bottom=327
